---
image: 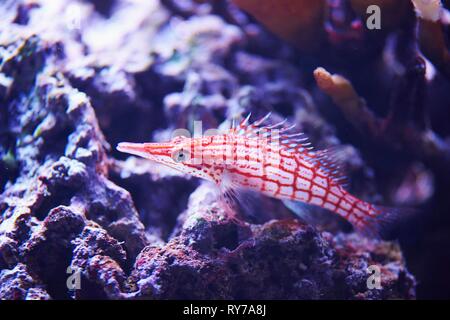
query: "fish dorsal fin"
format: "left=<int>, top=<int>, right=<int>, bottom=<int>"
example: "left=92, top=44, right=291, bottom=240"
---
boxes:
left=232, top=113, right=314, bottom=154
left=232, top=113, right=348, bottom=187
left=308, top=147, right=348, bottom=187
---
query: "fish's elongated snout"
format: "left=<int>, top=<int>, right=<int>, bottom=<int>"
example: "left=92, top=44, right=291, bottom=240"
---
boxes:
left=116, top=142, right=151, bottom=159
left=117, top=142, right=145, bottom=153
left=117, top=141, right=174, bottom=159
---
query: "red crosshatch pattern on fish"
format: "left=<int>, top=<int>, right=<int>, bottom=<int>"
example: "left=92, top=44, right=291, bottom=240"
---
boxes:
left=117, top=113, right=399, bottom=237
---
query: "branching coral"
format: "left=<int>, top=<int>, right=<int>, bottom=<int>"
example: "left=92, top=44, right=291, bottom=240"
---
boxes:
left=311, top=1, right=450, bottom=180
left=314, top=61, right=450, bottom=180
left=313, top=67, right=381, bottom=136
left=229, top=0, right=449, bottom=81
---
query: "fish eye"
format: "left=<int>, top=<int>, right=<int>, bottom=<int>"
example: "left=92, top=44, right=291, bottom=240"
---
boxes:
left=172, top=149, right=191, bottom=163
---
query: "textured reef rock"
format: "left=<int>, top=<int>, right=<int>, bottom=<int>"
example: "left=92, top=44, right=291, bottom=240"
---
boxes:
left=4, top=0, right=447, bottom=299
left=130, top=185, right=415, bottom=299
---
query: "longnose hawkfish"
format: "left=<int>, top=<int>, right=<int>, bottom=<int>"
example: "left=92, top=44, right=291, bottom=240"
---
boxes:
left=117, top=113, right=400, bottom=237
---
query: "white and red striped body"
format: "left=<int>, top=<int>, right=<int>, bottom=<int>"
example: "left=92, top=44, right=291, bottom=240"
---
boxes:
left=117, top=114, right=385, bottom=234
left=185, top=134, right=378, bottom=230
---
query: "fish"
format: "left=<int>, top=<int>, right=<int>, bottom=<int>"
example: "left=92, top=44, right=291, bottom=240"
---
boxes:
left=117, top=113, right=401, bottom=237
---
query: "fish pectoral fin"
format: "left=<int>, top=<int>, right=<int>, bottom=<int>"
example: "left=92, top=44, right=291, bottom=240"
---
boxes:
left=218, top=170, right=264, bottom=219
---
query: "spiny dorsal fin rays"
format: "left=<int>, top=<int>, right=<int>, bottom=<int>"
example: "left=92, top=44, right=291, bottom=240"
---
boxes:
left=231, top=113, right=252, bottom=135
left=282, top=132, right=308, bottom=139
left=241, top=113, right=252, bottom=126
left=310, top=148, right=348, bottom=187
left=264, top=118, right=288, bottom=130
left=235, top=112, right=315, bottom=155
left=279, top=123, right=297, bottom=134
left=237, top=112, right=296, bottom=138
left=252, top=112, right=272, bottom=126
left=231, top=118, right=237, bottom=131
left=237, top=112, right=275, bottom=137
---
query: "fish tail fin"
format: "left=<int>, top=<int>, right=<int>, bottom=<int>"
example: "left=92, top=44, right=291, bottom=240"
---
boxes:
left=355, top=205, right=417, bottom=239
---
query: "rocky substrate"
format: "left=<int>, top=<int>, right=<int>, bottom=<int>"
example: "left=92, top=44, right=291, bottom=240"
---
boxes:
left=0, top=0, right=417, bottom=299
